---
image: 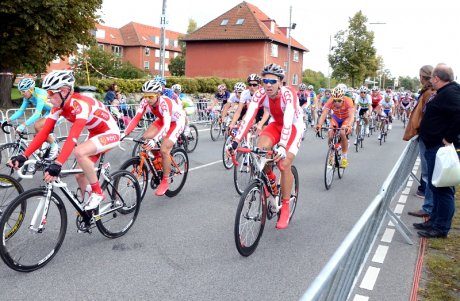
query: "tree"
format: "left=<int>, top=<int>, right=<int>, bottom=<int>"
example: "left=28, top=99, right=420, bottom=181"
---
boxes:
left=328, top=11, right=378, bottom=88
left=169, top=56, right=185, bottom=76
left=302, top=69, right=331, bottom=90
left=0, top=0, right=102, bottom=107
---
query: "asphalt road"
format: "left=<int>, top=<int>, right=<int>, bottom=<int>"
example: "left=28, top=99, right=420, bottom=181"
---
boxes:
left=0, top=121, right=412, bottom=301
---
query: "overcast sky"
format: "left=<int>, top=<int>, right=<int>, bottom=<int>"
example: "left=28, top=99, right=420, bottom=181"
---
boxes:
left=100, top=0, right=460, bottom=79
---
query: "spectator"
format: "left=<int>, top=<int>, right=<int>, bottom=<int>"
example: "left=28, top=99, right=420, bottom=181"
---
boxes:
left=104, top=83, right=118, bottom=106
left=415, top=63, right=460, bottom=238
left=404, top=65, right=436, bottom=218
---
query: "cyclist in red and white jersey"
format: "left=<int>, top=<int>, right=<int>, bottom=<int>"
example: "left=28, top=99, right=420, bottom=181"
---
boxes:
left=227, top=63, right=305, bottom=229
left=124, top=79, right=186, bottom=196
left=371, top=86, right=383, bottom=110
left=9, top=71, right=121, bottom=211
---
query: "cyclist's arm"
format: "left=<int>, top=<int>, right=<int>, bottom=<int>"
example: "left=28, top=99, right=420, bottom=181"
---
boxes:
left=8, top=99, right=29, bottom=122
left=221, top=102, right=231, bottom=119
left=23, top=116, right=57, bottom=158
left=24, top=93, right=48, bottom=126
left=317, top=100, right=332, bottom=127
left=234, top=94, right=263, bottom=143
left=279, top=98, right=296, bottom=148
left=229, top=102, right=244, bottom=128
left=124, top=100, right=148, bottom=136
left=256, top=108, right=270, bottom=130
left=152, top=100, right=172, bottom=142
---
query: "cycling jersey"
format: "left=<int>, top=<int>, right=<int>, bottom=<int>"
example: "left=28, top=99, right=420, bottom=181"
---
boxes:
left=232, top=90, right=251, bottom=120
left=323, top=96, right=354, bottom=126
left=162, top=88, right=180, bottom=105
left=235, top=86, right=304, bottom=154
left=379, top=99, right=394, bottom=110
left=9, top=87, right=52, bottom=126
left=319, top=95, right=330, bottom=107
left=356, top=94, right=372, bottom=109
left=24, top=93, right=120, bottom=165
left=298, top=91, right=309, bottom=107
left=125, top=96, right=185, bottom=143
left=371, top=93, right=383, bottom=109
left=214, top=91, right=231, bottom=110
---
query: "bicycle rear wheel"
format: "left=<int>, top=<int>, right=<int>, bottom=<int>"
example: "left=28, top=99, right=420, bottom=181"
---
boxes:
left=324, top=147, right=335, bottom=190
left=96, top=170, right=141, bottom=238
left=0, top=174, right=24, bottom=214
left=119, top=156, right=149, bottom=201
left=222, top=136, right=234, bottom=169
left=0, top=142, right=22, bottom=182
left=337, top=149, right=345, bottom=179
left=185, top=124, right=199, bottom=153
left=165, top=148, right=189, bottom=197
left=0, top=188, right=67, bottom=272
left=234, top=181, right=266, bottom=256
left=233, top=152, right=255, bottom=195
left=210, top=118, right=222, bottom=141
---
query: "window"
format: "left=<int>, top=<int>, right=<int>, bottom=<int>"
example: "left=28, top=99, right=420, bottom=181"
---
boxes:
left=144, top=61, right=150, bottom=70
left=165, top=51, right=169, bottom=59
left=174, top=40, right=178, bottom=47
left=165, top=64, right=169, bottom=71
left=165, top=38, right=169, bottom=45
left=292, top=74, right=299, bottom=85
left=283, top=61, right=288, bottom=72
left=145, top=47, right=150, bottom=56
left=236, top=19, right=245, bottom=25
left=293, top=50, right=299, bottom=62
left=155, top=49, right=160, bottom=57
left=220, top=19, right=228, bottom=26
left=174, top=52, right=179, bottom=58
left=112, top=45, right=121, bottom=56
left=270, top=43, right=278, bottom=57
left=155, top=62, right=160, bottom=70
left=98, top=43, right=104, bottom=50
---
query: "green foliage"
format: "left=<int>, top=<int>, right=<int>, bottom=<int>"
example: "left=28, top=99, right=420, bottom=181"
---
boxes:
left=397, top=76, right=420, bottom=92
left=0, top=0, right=102, bottom=73
left=187, top=19, right=198, bottom=34
left=301, top=69, right=335, bottom=89
left=169, top=56, right=185, bottom=76
left=329, top=11, right=378, bottom=87
left=72, top=46, right=149, bottom=82
left=10, top=87, right=21, bottom=100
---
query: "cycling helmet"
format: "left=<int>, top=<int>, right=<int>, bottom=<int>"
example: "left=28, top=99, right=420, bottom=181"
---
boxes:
left=307, top=85, right=314, bottom=90
left=299, top=83, right=307, bottom=90
left=171, top=84, right=182, bottom=93
left=17, top=78, right=35, bottom=91
left=142, top=80, right=163, bottom=93
left=217, top=84, right=226, bottom=91
left=337, top=83, right=347, bottom=91
left=331, top=86, right=345, bottom=99
left=359, top=86, right=368, bottom=93
left=153, top=75, right=166, bottom=86
left=261, top=63, right=285, bottom=80
left=371, top=86, right=379, bottom=92
left=234, top=82, right=246, bottom=92
left=247, top=73, right=261, bottom=83
left=42, top=70, right=75, bottom=90
left=318, top=88, right=326, bottom=93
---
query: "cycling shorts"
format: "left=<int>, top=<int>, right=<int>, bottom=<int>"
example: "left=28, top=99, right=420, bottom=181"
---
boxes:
left=358, top=108, right=369, bottom=116
left=259, top=121, right=303, bottom=156
left=87, top=129, right=120, bottom=163
left=152, top=118, right=185, bottom=144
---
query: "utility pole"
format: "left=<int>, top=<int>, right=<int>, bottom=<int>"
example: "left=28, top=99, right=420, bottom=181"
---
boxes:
left=287, top=6, right=292, bottom=86
left=159, top=0, right=167, bottom=77
left=327, top=35, right=332, bottom=89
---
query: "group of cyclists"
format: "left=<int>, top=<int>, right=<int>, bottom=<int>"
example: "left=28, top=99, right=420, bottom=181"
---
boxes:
left=2, top=64, right=417, bottom=231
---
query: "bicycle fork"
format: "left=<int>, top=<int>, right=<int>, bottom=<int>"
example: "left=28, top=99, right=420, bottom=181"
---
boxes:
left=30, top=185, right=53, bottom=233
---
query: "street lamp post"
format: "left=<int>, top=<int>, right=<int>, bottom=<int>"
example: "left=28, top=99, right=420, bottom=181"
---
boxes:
left=286, top=6, right=296, bottom=86
left=159, top=0, right=167, bottom=77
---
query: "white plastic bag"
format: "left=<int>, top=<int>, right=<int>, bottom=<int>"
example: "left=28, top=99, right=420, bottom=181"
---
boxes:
left=432, top=144, right=460, bottom=187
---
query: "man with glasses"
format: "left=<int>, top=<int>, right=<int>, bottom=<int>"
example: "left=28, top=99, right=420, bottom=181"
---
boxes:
left=316, top=86, right=355, bottom=168
left=228, top=63, right=305, bottom=229
left=124, top=79, right=186, bottom=196
left=2, top=78, right=58, bottom=160
left=354, top=86, right=372, bottom=144
left=9, top=70, right=120, bottom=210
left=224, top=82, right=246, bottom=132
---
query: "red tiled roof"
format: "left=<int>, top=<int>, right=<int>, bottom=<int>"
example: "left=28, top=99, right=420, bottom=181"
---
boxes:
left=95, top=24, right=125, bottom=45
left=182, top=1, right=308, bottom=52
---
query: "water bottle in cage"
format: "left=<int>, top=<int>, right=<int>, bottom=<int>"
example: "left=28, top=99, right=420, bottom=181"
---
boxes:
left=231, top=128, right=238, bottom=137
left=102, top=162, right=111, bottom=177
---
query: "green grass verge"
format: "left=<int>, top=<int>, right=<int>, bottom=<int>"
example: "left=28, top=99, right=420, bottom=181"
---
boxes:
left=11, top=87, right=21, bottom=100
left=419, top=186, right=460, bottom=300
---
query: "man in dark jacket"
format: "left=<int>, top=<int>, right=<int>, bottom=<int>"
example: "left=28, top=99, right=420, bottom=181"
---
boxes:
left=415, top=63, right=460, bottom=238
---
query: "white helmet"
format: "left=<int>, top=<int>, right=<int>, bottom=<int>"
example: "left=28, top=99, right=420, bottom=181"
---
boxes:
left=171, top=84, right=182, bottom=93
left=142, top=80, right=162, bottom=93
left=299, top=83, right=307, bottom=90
left=18, top=78, right=35, bottom=91
left=336, top=83, right=347, bottom=91
left=234, top=82, right=246, bottom=92
left=359, top=86, right=368, bottom=93
left=42, top=70, right=75, bottom=90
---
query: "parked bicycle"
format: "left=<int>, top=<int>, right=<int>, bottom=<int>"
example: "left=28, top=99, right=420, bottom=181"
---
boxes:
left=321, top=127, right=346, bottom=190
left=120, top=138, right=189, bottom=200
left=233, top=146, right=299, bottom=256
left=0, top=153, right=141, bottom=272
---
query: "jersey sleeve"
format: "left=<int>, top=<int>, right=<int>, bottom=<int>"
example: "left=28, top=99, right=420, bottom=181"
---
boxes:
left=124, top=99, right=148, bottom=136
left=8, top=99, right=29, bottom=121
left=234, top=89, right=265, bottom=142
left=24, top=91, right=48, bottom=126
left=23, top=117, right=57, bottom=158
left=279, top=87, right=297, bottom=148
left=153, top=98, right=172, bottom=141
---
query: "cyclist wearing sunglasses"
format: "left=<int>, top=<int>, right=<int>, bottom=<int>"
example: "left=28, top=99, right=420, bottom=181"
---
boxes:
left=223, top=82, right=246, bottom=131
left=316, top=86, right=355, bottom=168
left=124, top=79, right=186, bottom=196
left=9, top=70, right=121, bottom=211
left=228, top=63, right=305, bottom=230
left=2, top=78, right=59, bottom=160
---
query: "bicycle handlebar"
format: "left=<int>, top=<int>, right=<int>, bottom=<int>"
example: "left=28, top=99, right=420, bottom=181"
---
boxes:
left=1, top=122, right=29, bottom=140
left=17, top=159, right=36, bottom=179
left=233, top=147, right=284, bottom=171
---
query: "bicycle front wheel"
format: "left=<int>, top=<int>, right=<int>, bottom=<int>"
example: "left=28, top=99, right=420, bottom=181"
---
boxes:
left=0, top=142, right=22, bottom=181
left=210, top=118, right=222, bottom=141
left=234, top=181, right=266, bottom=257
left=0, top=174, right=24, bottom=214
left=119, top=156, right=149, bottom=201
left=165, top=148, right=189, bottom=197
left=324, top=146, right=336, bottom=190
left=233, top=152, right=254, bottom=195
left=185, top=124, right=199, bottom=153
left=96, top=170, right=141, bottom=238
left=222, top=136, right=234, bottom=169
left=278, top=165, right=299, bottom=223
left=0, top=188, right=67, bottom=272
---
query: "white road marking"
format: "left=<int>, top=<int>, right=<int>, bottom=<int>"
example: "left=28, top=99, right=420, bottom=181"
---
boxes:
left=360, top=266, right=380, bottom=290
left=372, top=245, right=389, bottom=264
left=189, top=160, right=222, bottom=171
left=399, top=194, right=408, bottom=203
left=394, top=204, right=405, bottom=214
left=353, top=294, right=369, bottom=301
left=402, top=187, right=410, bottom=195
left=381, top=228, right=395, bottom=243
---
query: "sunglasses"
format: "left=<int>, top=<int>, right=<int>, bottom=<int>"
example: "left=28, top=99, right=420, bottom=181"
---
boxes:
left=333, top=98, right=343, bottom=103
left=236, top=91, right=242, bottom=94
left=144, top=93, right=160, bottom=99
left=47, top=89, right=61, bottom=96
left=248, top=83, right=259, bottom=87
left=262, top=79, right=278, bottom=85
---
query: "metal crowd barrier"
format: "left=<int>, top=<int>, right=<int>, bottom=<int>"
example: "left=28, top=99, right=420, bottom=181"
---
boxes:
left=299, top=136, right=420, bottom=301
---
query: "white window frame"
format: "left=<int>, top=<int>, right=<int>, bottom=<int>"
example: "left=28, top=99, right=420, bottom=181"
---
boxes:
left=292, top=74, right=299, bottom=85
left=155, top=49, right=160, bottom=57
left=270, top=43, right=278, bottom=57
left=236, top=19, right=245, bottom=25
left=145, top=47, right=150, bottom=56
left=112, top=45, right=121, bottom=56
left=98, top=43, right=104, bottom=50
left=174, top=52, right=179, bottom=58
left=155, top=62, right=160, bottom=70
left=220, top=19, right=228, bottom=26
left=144, top=61, right=150, bottom=70
left=293, top=50, right=299, bottom=62
left=52, top=56, right=60, bottom=64
left=165, top=51, right=170, bottom=59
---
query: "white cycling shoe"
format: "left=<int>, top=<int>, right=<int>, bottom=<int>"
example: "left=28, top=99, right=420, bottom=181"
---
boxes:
left=84, top=193, right=104, bottom=211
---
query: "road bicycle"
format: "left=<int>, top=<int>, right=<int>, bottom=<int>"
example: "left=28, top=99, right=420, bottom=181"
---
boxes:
left=0, top=174, right=24, bottom=215
left=400, top=107, right=409, bottom=128
left=233, top=146, right=298, bottom=256
left=175, top=124, right=199, bottom=153
left=316, top=108, right=330, bottom=139
left=354, top=115, right=366, bottom=152
left=0, top=123, right=72, bottom=182
left=378, top=115, right=390, bottom=145
left=321, top=127, right=346, bottom=190
left=210, top=111, right=233, bottom=141
left=233, top=126, right=258, bottom=195
left=368, top=111, right=377, bottom=136
left=120, top=138, right=189, bottom=200
left=0, top=153, right=141, bottom=272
